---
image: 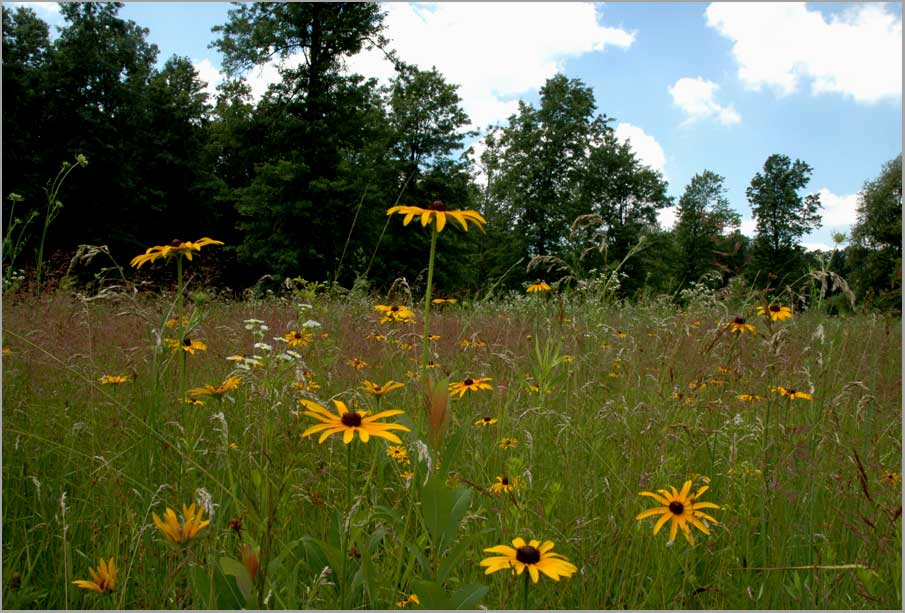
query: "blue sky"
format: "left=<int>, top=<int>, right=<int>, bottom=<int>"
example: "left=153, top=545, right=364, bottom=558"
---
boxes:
left=17, top=1, right=902, bottom=250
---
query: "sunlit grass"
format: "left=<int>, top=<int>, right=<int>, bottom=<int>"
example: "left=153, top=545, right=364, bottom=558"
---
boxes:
left=2, top=290, right=901, bottom=609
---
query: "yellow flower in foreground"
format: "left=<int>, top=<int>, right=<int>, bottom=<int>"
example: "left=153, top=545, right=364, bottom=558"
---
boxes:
left=375, top=304, right=416, bottom=324
left=164, top=337, right=207, bottom=355
left=724, top=316, right=756, bottom=334
left=98, top=374, right=129, bottom=385
left=480, top=538, right=577, bottom=583
left=346, top=358, right=368, bottom=370
left=153, top=503, right=210, bottom=544
left=188, top=375, right=242, bottom=398
left=498, top=437, right=518, bottom=449
left=387, top=201, right=486, bottom=233
left=396, top=593, right=420, bottom=608
left=300, top=398, right=410, bottom=444
left=881, top=471, right=901, bottom=486
left=449, top=377, right=493, bottom=398
left=757, top=304, right=793, bottom=321
left=490, top=475, right=520, bottom=494
left=72, top=558, right=116, bottom=594
left=386, top=445, right=410, bottom=465
left=771, top=386, right=813, bottom=401
left=636, top=480, right=719, bottom=545
left=283, top=330, right=312, bottom=347
left=362, top=380, right=405, bottom=397
left=130, top=237, right=223, bottom=268
left=526, top=280, right=551, bottom=293
left=736, top=393, right=765, bottom=402
left=475, top=416, right=498, bottom=427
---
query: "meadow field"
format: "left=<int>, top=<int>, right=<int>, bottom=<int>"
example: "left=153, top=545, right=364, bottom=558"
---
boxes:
left=1, top=282, right=901, bottom=609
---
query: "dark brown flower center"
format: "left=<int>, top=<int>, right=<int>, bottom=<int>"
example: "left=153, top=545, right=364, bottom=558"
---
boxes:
left=787, top=388, right=796, bottom=395
left=501, top=476, right=510, bottom=485
left=464, top=378, right=474, bottom=386
left=733, top=316, right=745, bottom=325
left=769, top=304, right=780, bottom=312
left=390, top=305, right=400, bottom=312
left=515, top=545, right=541, bottom=564
left=427, top=200, right=447, bottom=211
left=169, top=239, right=183, bottom=247
left=183, top=337, right=192, bottom=346
left=483, top=417, right=492, bottom=423
left=373, top=385, right=382, bottom=392
left=341, top=412, right=362, bottom=427
left=669, top=501, right=685, bottom=515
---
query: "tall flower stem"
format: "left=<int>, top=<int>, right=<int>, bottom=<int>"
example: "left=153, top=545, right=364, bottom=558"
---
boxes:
left=421, top=224, right=439, bottom=373
left=523, top=570, right=530, bottom=610
left=177, top=255, right=186, bottom=396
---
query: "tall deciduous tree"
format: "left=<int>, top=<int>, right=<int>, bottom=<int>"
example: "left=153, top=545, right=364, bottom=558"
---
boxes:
left=488, top=74, right=609, bottom=259
left=747, top=154, right=822, bottom=284
left=848, top=154, right=902, bottom=307
left=673, top=170, right=740, bottom=286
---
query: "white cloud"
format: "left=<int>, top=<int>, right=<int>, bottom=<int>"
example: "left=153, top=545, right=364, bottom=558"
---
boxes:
left=668, top=77, right=741, bottom=126
left=801, top=241, right=833, bottom=252
left=613, top=122, right=666, bottom=174
left=192, top=58, right=223, bottom=101
left=346, top=2, right=635, bottom=129
left=816, top=187, right=859, bottom=228
left=657, top=205, right=678, bottom=230
left=740, top=217, right=757, bottom=237
left=706, top=2, right=902, bottom=103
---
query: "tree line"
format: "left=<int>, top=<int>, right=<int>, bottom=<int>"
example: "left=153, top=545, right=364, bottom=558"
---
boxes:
left=3, top=3, right=900, bottom=309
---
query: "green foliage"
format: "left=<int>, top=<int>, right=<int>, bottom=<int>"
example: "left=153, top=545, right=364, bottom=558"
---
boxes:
left=747, top=154, right=822, bottom=285
left=848, top=154, right=902, bottom=309
left=674, top=170, right=740, bottom=287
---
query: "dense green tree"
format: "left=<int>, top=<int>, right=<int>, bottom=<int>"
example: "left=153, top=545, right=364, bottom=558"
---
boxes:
left=746, top=154, right=822, bottom=285
left=2, top=6, right=53, bottom=206
left=577, top=131, right=671, bottom=280
left=673, top=170, right=740, bottom=286
left=848, top=154, right=902, bottom=308
left=488, top=74, right=609, bottom=259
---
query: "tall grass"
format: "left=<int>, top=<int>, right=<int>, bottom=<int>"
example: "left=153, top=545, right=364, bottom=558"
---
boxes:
left=2, top=288, right=901, bottom=609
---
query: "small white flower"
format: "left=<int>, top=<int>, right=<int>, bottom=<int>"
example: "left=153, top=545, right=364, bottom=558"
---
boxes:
left=254, top=342, right=272, bottom=352
left=285, top=350, right=302, bottom=359
left=301, top=320, right=322, bottom=328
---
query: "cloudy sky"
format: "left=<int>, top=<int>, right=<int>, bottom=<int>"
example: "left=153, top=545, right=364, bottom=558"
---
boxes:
left=19, top=1, right=902, bottom=251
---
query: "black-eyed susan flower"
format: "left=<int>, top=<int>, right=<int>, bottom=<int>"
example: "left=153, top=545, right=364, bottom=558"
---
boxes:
left=98, top=374, right=129, bottom=385
left=475, top=416, right=498, bottom=427
left=295, top=379, right=321, bottom=393
left=881, top=471, right=901, bottom=486
left=499, top=437, right=518, bottom=449
left=386, top=445, right=410, bottom=465
left=387, top=201, right=486, bottom=233
left=153, top=503, right=210, bottom=544
left=183, top=397, right=205, bottom=406
left=432, top=298, right=457, bottom=305
left=2, top=346, right=12, bottom=355
left=736, top=393, right=765, bottom=402
left=375, top=304, right=416, bottom=324
left=300, top=398, right=410, bottom=444
left=72, top=557, right=116, bottom=594
left=613, top=330, right=627, bottom=339
left=187, top=375, right=241, bottom=399
left=724, top=316, right=756, bottom=334
left=423, top=334, right=441, bottom=341
left=400, top=470, right=414, bottom=481
left=164, top=337, right=207, bottom=355
left=480, top=537, right=577, bottom=583
left=636, top=480, right=719, bottom=545
left=449, top=377, right=493, bottom=398
left=130, top=237, right=223, bottom=268
left=490, top=475, right=520, bottom=494
left=757, top=304, right=793, bottom=321
left=396, top=593, right=420, bottom=608
left=561, top=355, right=574, bottom=363
left=346, top=358, right=368, bottom=370
left=526, top=382, right=542, bottom=393
left=526, top=280, right=551, bottom=293
left=362, top=380, right=405, bottom=397
left=771, top=386, right=813, bottom=401
left=283, top=330, right=312, bottom=347
left=424, top=360, right=440, bottom=370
